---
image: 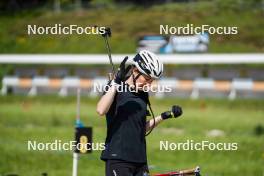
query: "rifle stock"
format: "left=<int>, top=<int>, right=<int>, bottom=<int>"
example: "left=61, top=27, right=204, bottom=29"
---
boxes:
left=152, top=166, right=200, bottom=176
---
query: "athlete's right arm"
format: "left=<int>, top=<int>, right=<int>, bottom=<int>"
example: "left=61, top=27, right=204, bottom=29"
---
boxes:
left=96, top=83, right=117, bottom=116
left=97, top=56, right=130, bottom=116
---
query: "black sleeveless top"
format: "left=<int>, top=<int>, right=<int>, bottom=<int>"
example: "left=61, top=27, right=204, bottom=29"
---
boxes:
left=101, top=85, right=149, bottom=163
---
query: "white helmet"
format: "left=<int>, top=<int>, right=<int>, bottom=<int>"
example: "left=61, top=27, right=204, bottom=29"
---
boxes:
left=132, top=50, right=163, bottom=79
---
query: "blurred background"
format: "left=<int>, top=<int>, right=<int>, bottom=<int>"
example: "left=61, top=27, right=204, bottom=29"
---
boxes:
left=0, top=0, right=264, bottom=176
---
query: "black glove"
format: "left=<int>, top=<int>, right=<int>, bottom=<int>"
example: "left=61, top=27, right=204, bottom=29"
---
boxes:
left=114, top=56, right=132, bottom=84
left=102, top=27, right=111, bottom=37
left=161, top=105, right=183, bottom=120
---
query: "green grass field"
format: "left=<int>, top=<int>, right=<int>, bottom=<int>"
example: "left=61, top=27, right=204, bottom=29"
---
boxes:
left=0, top=96, right=263, bottom=176
left=0, top=1, right=263, bottom=53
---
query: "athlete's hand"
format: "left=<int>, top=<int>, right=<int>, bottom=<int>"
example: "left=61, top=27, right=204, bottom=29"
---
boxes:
left=161, top=105, right=183, bottom=120
left=114, top=56, right=132, bottom=84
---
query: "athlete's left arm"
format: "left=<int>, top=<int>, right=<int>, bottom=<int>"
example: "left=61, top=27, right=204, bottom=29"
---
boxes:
left=146, top=105, right=183, bottom=132
left=146, top=115, right=163, bottom=132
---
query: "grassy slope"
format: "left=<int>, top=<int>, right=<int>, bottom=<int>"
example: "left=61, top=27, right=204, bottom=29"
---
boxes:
left=0, top=96, right=263, bottom=175
left=0, top=2, right=263, bottom=53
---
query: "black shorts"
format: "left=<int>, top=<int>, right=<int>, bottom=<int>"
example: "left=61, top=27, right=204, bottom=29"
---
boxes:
left=105, top=159, right=149, bottom=176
